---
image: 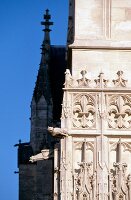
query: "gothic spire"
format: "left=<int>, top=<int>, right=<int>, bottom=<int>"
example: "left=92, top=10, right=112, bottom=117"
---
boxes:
left=41, top=9, right=53, bottom=45
left=33, top=10, right=53, bottom=103
left=40, top=9, right=53, bottom=67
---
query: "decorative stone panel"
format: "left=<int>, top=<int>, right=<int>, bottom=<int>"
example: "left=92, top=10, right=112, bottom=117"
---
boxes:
left=72, top=94, right=96, bottom=129
left=107, top=94, right=131, bottom=129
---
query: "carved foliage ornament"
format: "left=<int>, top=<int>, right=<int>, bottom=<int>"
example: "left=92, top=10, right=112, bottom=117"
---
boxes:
left=111, top=162, right=128, bottom=199
left=77, top=70, right=91, bottom=87
left=74, top=141, right=94, bottom=152
left=73, top=94, right=96, bottom=128
left=94, top=72, right=108, bottom=88
left=108, top=95, right=131, bottom=129
left=74, top=140, right=95, bottom=200
left=75, top=162, right=93, bottom=199
left=113, top=71, right=127, bottom=87
left=110, top=139, right=130, bottom=199
left=64, top=69, right=128, bottom=88
left=110, top=141, right=131, bottom=152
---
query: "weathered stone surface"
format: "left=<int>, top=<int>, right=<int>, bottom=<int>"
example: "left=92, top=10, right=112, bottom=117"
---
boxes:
left=59, top=0, right=131, bottom=199
left=18, top=1, right=131, bottom=200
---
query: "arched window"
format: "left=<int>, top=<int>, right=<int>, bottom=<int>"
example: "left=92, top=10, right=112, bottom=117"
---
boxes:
left=83, top=193, right=88, bottom=200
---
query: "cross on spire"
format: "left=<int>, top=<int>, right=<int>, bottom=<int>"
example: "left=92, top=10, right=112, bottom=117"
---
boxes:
left=41, top=9, right=53, bottom=32
left=41, top=9, right=53, bottom=55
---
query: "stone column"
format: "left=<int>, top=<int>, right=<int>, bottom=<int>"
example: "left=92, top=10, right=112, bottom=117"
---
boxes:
left=65, top=136, right=73, bottom=200
left=96, top=136, right=109, bottom=200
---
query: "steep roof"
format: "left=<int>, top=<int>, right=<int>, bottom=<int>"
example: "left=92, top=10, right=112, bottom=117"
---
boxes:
left=50, top=46, right=67, bottom=120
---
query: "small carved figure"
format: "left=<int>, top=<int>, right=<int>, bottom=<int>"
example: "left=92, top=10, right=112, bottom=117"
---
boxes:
left=48, top=127, right=69, bottom=137
left=64, top=69, right=73, bottom=87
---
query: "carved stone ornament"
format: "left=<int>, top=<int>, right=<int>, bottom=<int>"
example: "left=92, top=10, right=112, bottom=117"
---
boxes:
left=64, top=69, right=73, bottom=88
left=74, top=141, right=94, bottom=152
left=62, top=101, right=71, bottom=118
left=30, top=149, right=53, bottom=162
left=64, top=70, right=128, bottom=89
left=110, top=139, right=130, bottom=199
left=73, top=94, right=96, bottom=128
left=74, top=162, right=93, bottom=200
left=73, top=140, right=96, bottom=199
left=77, top=70, right=91, bottom=87
left=113, top=71, right=127, bottom=87
left=110, top=141, right=131, bottom=152
left=94, top=72, right=108, bottom=88
left=108, top=95, right=131, bottom=129
left=111, top=162, right=128, bottom=199
left=48, top=127, right=69, bottom=137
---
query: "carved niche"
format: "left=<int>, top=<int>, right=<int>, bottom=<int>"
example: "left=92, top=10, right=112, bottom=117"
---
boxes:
left=109, top=139, right=131, bottom=200
left=72, top=94, right=96, bottom=129
left=74, top=140, right=95, bottom=200
left=75, top=162, right=93, bottom=200
left=110, top=162, right=128, bottom=200
left=107, top=95, right=131, bottom=129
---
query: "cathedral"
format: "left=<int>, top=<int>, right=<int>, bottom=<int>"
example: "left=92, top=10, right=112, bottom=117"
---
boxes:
left=16, top=0, right=131, bottom=199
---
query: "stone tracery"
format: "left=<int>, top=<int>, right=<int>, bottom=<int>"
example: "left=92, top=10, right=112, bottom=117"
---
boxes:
left=108, top=95, right=131, bottom=129
left=72, top=94, right=96, bottom=128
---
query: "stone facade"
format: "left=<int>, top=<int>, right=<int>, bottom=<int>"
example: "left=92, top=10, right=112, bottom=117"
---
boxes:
left=60, top=0, right=131, bottom=200
left=60, top=69, right=131, bottom=200
left=58, top=0, right=131, bottom=199
left=17, top=1, right=131, bottom=200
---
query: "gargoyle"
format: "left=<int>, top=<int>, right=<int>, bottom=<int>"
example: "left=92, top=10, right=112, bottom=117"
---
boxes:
left=29, top=149, right=53, bottom=163
left=48, top=127, right=69, bottom=138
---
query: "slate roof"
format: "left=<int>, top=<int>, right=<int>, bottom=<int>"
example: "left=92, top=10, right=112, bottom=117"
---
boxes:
left=50, top=45, right=67, bottom=121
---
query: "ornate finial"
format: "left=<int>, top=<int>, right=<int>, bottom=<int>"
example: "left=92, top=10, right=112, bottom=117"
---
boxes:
left=41, top=9, right=53, bottom=52
left=113, top=70, right=127, bottom=87
left=81, top=70, right=87, bottom=77
left=41, top=9, right=53, bottom=32
left=94, top=72, right=108, bottom=88
left=77, top=70, right=91, bottom=87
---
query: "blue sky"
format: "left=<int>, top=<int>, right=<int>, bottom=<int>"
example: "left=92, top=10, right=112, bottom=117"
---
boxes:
left=0, top=1, right=68, bottom=199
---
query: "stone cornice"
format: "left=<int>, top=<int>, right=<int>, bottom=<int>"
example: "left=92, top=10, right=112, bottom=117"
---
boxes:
left=69, top=39, right=131, bottom=50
